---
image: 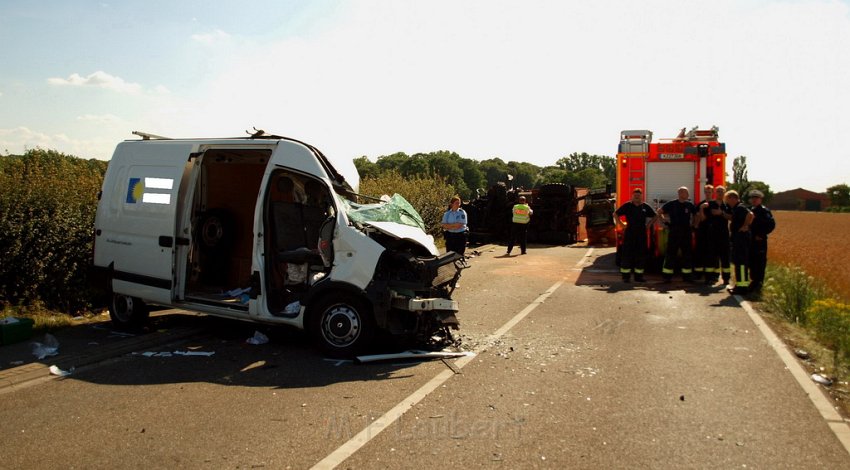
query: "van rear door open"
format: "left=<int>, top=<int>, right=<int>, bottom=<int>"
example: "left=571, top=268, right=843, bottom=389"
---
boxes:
left=95, top=142, right=195, bottom=304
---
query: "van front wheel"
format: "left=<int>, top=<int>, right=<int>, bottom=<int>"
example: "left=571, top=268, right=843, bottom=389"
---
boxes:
left=109, top=294, right=150, bottom=332
left=309, top=295, right=375, bottom=358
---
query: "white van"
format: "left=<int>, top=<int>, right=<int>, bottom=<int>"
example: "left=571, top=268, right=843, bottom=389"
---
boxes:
left=92, top=132, right=463, bottom=356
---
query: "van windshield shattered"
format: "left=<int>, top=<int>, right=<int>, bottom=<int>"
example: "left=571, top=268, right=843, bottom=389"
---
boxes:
left=342, top=193, right=426, bottom=231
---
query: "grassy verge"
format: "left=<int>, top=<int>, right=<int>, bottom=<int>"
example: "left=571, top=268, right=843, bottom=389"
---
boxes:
left=1, top=302, right=100, bottom=332
left=755, top=264, right=850, bottom=417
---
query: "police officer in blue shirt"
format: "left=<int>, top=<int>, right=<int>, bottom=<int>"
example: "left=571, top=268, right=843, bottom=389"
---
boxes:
left=441, top=195, right=468, bottom=257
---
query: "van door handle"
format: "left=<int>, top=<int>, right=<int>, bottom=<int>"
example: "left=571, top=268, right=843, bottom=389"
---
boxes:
left=158, top=236, right=174, bottom=248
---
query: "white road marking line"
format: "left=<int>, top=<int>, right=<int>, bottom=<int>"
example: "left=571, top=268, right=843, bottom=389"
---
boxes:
left=310, top=248, right=590, bottom=470
left=738, top=297, right=850, bottom=455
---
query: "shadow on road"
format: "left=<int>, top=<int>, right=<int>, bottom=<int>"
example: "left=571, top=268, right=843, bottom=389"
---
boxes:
left=1, top=313, right=434, bottom=391
left=573, top=249, right=737, bottom=300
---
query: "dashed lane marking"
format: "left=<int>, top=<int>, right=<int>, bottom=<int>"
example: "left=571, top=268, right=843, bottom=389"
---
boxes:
left=309, top=248, right=592, bottom=469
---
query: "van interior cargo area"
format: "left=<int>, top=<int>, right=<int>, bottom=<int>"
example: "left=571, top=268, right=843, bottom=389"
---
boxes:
left=184, top=148, right=269, bottom=307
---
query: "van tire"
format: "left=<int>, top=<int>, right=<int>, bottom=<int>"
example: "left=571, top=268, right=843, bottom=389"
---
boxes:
left=197, top=209, right=234, bottom=252
left=308, top=294, right=375, bottom=358
left=109, top=294, right=150, bottom=332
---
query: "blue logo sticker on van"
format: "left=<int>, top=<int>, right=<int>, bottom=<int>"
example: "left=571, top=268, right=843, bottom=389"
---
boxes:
left=126, top=178, right=142, bottom=203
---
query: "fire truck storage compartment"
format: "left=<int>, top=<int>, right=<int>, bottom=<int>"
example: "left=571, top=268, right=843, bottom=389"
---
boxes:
left=645, top=161, right=695, bottom=205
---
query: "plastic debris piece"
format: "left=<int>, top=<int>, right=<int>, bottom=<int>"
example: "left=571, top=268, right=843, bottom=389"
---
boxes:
left=173, top=350, right=215, bottom=356
left=284, top=301, right=301, bottom=315
left=109, top=331, right=136, bottom=337
left=246, top=330, right=269, bottom=345
left=224, top=287, right=251, bottom=297
left=355, top=350, right=474, bottom=364
left=31, top=333, right=60, bottom=359
left=811, top=373, right=833, bottom=386
left=10, top=360, right=24, bottom=366
left=794, top=349, right=810, bottom=360
left=49, top=365, right=72, bottom=377
left=0, top=317, right=20, bottom=325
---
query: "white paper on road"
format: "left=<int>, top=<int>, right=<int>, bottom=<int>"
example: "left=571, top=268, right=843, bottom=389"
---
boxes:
left=48, top=365, right=72, bottom=377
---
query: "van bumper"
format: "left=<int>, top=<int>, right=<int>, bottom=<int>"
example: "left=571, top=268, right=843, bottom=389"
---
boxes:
left=393, top=297, right=459, bottom=312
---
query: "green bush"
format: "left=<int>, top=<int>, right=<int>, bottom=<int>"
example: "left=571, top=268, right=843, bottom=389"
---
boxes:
left=359, top=171, right=457, bottom=239
left=0, top=149, right=107, bottom=313
left=762, top=264, right=826, bottom=324
left=808, top=298, right=850, bottom=366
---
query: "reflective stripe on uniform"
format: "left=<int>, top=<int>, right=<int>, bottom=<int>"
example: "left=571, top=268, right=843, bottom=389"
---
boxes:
left=512, top=204, right=531, bottom=224
left=733, top=264, right=750, bottom=287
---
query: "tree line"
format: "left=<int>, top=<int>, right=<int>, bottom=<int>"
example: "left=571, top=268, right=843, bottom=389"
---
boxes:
left=354, top=151, right=616, bottom=200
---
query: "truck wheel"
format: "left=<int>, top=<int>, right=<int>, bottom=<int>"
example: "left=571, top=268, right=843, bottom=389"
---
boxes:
left=309, top=295, right=375, bottom=358
left=109, top=294, right=150, bottom=332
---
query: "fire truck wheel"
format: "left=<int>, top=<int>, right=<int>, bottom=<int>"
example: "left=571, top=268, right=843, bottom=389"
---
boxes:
left=309, top=294, right=376, bottom=358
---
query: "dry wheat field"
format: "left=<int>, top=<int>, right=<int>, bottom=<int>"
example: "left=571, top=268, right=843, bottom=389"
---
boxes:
left=768, top=211, right=850, bottom=300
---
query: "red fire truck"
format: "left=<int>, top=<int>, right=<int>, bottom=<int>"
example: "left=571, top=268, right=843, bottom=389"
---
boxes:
left=614, top=126, right=727, bottom=266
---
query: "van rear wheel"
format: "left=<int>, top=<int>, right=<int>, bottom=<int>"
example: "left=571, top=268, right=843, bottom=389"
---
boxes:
left=109, top=294, right=150, bottom=332
left=309, top=295, right=375, bottom=358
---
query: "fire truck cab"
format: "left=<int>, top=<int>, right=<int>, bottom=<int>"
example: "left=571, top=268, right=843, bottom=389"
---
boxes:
left=614, top=126, right=727, bottom=267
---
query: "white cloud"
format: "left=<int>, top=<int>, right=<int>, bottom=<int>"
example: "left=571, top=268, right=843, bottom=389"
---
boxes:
left=191, top=29, right=231, bottom=45
left=164, top=0, right=849, bottom=192
left=76, top=114, right=121, bottom=124
left=47, top=71, right=142, bottom=94
left=0, top=126, right=116, bottom=159
left=151, top=85, right=171, bottom=95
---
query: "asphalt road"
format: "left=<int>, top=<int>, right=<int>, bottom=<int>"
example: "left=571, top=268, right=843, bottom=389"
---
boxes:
left=1, top=245, right=848, bottom=469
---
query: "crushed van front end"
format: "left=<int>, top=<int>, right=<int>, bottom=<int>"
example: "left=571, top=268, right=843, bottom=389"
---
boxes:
left=368, top=249, right=464, bottom=345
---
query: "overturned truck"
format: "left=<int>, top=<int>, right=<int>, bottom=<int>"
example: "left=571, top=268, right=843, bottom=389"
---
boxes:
left=464, top=183, right=583, bottom=245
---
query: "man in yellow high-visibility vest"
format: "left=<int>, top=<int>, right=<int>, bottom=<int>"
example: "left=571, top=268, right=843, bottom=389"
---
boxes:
left=507, top=195, right=533, bottom=255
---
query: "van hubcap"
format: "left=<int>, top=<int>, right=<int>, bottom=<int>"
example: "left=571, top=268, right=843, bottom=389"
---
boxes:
left=321, top=305, right=360, bottom=347
left=113, top=295, right=133, bottom=322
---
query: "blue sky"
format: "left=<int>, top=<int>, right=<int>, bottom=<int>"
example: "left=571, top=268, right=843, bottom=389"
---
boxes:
left=1, top=0, right=849, bottom=193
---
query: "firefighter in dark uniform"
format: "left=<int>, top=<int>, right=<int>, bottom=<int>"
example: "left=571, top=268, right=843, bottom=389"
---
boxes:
left=725, top=190, right=754, bottom=295
left=657, top=186, right=697, bottom=283
left=693, top=184, right=716, bottom=283
left=713, top=186, right=733, bottom=286
left=747, top=190, right=775, bottom=292
left=615, top=188, right=656, bottom=283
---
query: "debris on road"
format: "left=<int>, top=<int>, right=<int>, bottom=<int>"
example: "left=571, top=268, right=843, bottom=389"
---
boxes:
left=174, top=351, right=215, bottom=356
left=31, top=333, right=60, bottom=359
left=355, top=350, right=474, bottom=364
left=794, top=349, right=810, bottom=360
left=246, top=330, right=269, bottom=345
left=48, top=365, right=73, bottom=377
left=811, top=373, right=833, bottom=386
left=136, top=350, right=215, bottom=357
